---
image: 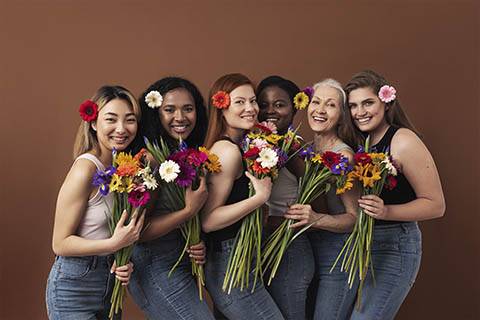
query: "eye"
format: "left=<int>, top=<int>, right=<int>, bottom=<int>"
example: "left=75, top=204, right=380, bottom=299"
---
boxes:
left=184, top=106, right=194, bottom=112
left=364, top=101, right=373, bottom=106
left=163, top=107, right=174, bottom=113
left=274, top=102, right=284, bottom=108
left=327, top=103, right=337, bottom=108
left=348, top=104, right=356, bottom=109
left=105, top=118, right=115, bottom=123
left=126, top=117, right=137, bottom=123
left=235, top=100, right=245, bottom=105
left=312, top=100, right=320, bottom=105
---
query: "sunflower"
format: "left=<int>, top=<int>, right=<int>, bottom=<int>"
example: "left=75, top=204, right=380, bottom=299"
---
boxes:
left=293, top=92, right=309, bottom=110
left=266, top=134, right=282, bottom=145
left=359, top=163, right=382, bottom=188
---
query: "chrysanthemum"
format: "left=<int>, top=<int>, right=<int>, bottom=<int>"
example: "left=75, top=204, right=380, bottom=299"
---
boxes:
left=145, top=90, right=163, bottom=108
left=143, top=173, right=158, bottom=190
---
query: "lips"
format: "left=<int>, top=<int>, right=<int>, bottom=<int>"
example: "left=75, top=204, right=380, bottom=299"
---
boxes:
left=110, top=136, right=129, bottom=144
left=356, top=117, right=371, bottom=125
left=311, top=115, right=327, bottom=122
left=265, top=117, right=279, bottom=123
left=241, top=114, right=256, bottom=122
left=170, top=124, right=189, bottom=134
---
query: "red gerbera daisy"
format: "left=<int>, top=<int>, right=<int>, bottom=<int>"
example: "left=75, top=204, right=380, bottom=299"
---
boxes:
left=321, top=151, right=341, bottom=169
left=244, top=147, right=260, bottom=159
left=354, top=152, right=372, bottom=166
left=212, top=91, right=230, bottom=109
left=79, top=100, right=98, bottom=122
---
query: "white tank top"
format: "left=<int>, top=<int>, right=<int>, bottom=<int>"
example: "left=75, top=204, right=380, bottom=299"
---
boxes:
left=267, top=167, right=299, bottom=216
left=74, top=153, right=113, bottom=240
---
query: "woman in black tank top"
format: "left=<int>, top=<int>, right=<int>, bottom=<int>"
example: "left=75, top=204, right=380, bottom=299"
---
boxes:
left=343, top=70, right=445, bottom=319
left=201, top=73, right=285, bottom=320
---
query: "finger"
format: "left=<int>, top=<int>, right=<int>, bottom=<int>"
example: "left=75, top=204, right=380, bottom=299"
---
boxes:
left=194, top=258, right=206, bottom=265
left=198, top=175, right=207, bottom=190
left=289, top=220, right=308, bottom=228
left=189, top=242, right=205, bottom=250
left=110, top=261, right=117, bottom=273
left=359, top=203, right=377, bottom=214
left=116, top=274, right=130, bottom=283
left=288, top=203, right=305, bottom=210
left=116, top=211, right=128, bottom=228
left=130, top=207, right=140, bottom=224
left=361, top=194, right=381, bottom=201
left=244, top=171, right=255, bottom=181
left=358, top=199, right=378, bottom=207
left=135, top=211, right=146, bottom=232
left=283, top=214, right=300, bottom=220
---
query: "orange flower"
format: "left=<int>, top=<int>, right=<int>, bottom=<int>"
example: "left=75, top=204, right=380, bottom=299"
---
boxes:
left=134, top=148, right=147, bottom=162
left=116, top=163, right=139, bottom=177
left=212, top=91, right=230, bottom=109
left=252, top=161, right=270, bottom=175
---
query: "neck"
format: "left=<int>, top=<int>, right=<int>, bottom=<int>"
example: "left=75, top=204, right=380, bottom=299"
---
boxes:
left=313, top=130, right=340, bottom=153
left=223, top=126, right=245, bottom=144
left=369, top=120, right=390, bottom=146
left=91, top=147, right=113, bottom=167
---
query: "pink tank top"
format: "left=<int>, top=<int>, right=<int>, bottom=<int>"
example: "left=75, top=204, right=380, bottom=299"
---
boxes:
left=74, top=153, right=113, bottom=240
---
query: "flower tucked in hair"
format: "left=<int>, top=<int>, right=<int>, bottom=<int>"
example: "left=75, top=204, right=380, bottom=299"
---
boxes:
left=293, top=92, right=309, bottom=110
left=79, top=100, right=98, bottom=122
left=378, top=85, right=396, bottom=103
left=145, top=90, right=163, bottom=108
left=212, top=91, right=230, bottom=109
left=303, top=86, right=314, bottom=100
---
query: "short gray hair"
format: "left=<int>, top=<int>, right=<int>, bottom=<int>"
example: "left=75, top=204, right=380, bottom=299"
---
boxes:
left=312, top=78, right=346, bottom=107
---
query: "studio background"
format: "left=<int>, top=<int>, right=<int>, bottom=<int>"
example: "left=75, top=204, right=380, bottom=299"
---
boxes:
left=1, top=0, right=478, bottom=319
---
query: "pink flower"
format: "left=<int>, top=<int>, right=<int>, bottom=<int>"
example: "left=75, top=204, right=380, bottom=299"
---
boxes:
left=259, top=121, right=278, bottom=134
left=128, top=190, right=150, bottom=207
left=378, top=85, right=396, bottom=103
left=252, top=138, right=268, bottom=149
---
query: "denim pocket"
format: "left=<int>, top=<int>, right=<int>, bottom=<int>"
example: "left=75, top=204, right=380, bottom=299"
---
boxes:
left=58, top=256, right=92, bottom=279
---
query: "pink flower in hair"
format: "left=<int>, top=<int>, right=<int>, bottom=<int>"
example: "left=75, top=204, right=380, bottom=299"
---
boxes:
left=378, top=85, right=396, bottom=103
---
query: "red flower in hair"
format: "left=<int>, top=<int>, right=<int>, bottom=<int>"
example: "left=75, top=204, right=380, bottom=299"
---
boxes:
left=321, top=151, right=342, bottom=169
left=354, top=152, right=372, bottom=166
left=244, top=147, right=260, bottom=159
left=79, top=100, right=98, bottom=122
left=212, top=91, right=230, bottom=109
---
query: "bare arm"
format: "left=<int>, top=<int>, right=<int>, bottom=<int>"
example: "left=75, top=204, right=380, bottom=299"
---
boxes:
left=285, top=149, right=359, bottom=233
left=201, top=141, right=271, bottom=233
left=358, top=128, right=446, bottom=221
left=52, top=159, right=143, bottom=256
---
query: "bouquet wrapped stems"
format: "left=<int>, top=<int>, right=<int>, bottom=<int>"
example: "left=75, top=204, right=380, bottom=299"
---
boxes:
left=222, top=185, right=263, bottom=294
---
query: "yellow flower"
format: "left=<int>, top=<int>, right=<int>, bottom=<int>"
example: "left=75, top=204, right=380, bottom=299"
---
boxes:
left=369, top=153, right=386, bottom=162
left=109, top=174, right=122, bottom=192
left=336, top=172, right=355, bottom=194
left=311, top=154, right=323, bottom=164
left=199, top=147, right=222, bottom=173
left=359, top=163, right=382, bottom=188
left=266, top=134, right=282, bottom=144
left=293, top=92, right=309, bottom=110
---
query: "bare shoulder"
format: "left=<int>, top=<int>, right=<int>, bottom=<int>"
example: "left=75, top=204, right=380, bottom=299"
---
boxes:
left=211, top=140, right=242, bottom=176
left=64, top=158, right=97, bottom=189
left=391, top=128, right=426, bottom=154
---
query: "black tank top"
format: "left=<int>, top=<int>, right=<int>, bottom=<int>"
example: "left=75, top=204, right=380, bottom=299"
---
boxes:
left=371, top=126, right=417, bottom=225
left=207, top=137, right=250, bottom=242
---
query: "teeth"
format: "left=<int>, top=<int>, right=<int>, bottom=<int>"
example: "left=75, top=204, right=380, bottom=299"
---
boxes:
left=313, top=116, right=327, bottom=122
left=266, top=118, right=278, bottom=122
left=357, top=117, right=370, bottom=124
left=112, top=137, right=128, bottom=143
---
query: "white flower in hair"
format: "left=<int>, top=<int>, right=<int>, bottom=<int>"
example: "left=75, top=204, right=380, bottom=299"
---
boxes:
left=257, top=148, right=279, bottom=169
left=159, top=160, right=180, bottom=182
left=145, top=90, right=163, bottom=108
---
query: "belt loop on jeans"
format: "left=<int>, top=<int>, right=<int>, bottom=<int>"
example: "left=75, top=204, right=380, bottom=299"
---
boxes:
left=91, top=256, right=98, bottom=270
left=401, top=223, right=409, bottom=233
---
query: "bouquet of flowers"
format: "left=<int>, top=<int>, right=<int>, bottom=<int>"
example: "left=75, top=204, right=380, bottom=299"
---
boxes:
left=261, top=145, right=352, bottom=285
left=331, top=137, right=398, bottom=308
left=222, top=123, right=300, bottom=294
left=92, top=148, right=158, bottom=319
left=144, top=137, right=221, bottom=300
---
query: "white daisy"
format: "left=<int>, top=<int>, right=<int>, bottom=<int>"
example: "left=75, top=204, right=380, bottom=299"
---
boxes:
left=145, top=90, right=163, bottom=108
left=159, top=160, right=180, bottom=182
left=256, top=148, right=278, bottom=169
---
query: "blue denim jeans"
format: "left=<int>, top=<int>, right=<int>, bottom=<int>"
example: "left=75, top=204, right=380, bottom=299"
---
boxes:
left=265, top=232, right=315, bottom=320
left=128, top=230, right=214, bottom=320
left=349, top=222, right=422, bottom=320
left=309, top=230, right=356, bottom=320
left=46, top=255, right=119, bottom=320
left=205, top=238, right=285, bottom=320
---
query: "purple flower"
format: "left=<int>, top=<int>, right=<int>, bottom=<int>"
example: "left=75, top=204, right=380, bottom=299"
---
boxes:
left=331, top=155, right=352, bottom=175
left=303, top=86, right=314, bottom=99
left=276, top=148, right=288, bottom=168
left=175, top=162, right=197, bottom=188
left=299, top=145, right=315, bottom=160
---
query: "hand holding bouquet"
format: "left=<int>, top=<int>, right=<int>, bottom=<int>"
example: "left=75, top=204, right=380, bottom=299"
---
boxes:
left=331, top=137, right=398, bottom=308
left=92, top=148, right=157, bottom=319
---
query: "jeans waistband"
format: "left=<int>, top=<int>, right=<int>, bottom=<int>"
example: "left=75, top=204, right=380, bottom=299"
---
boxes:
left=56, top=255, right=114, bottom=269
left=374, top=221, right=419, bottom=233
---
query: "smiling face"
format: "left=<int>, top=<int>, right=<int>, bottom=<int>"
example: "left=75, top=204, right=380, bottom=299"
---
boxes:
left=158, top=88, right=197, bottom=141
left=307, top=85, right=342, bottom=134
left=258, top=86, right=294, bottom=134
left=222, top=84, right=258, bottom=130
left=93, top=98, right=137, bottom=153
left=348, top=87, right=388, bottom=134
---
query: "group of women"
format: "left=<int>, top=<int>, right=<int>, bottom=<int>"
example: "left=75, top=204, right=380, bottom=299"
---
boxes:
left=45, top=70, right=445, bottom=320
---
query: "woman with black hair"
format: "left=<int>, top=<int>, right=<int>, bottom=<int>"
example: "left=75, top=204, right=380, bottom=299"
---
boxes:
left=256, top=75, right=315, bottom=320
left=128, top=77, right=214, bottom=319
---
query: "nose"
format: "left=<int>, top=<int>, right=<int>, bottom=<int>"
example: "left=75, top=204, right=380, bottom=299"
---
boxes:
left=265, top=103, right=275, bottom=114
left=356, top=105, right=367, bottom=116
left=173, top=109, right=186, bottom=121
left=115, top=121, right=126, bottom=133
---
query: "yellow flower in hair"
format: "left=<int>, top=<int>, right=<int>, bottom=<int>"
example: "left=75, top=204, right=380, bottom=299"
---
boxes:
left=293, top=92, right=309, bottom=110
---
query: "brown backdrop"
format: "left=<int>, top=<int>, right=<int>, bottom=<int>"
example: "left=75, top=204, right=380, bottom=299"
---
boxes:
left=1, top=0, right=479, bottom=319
